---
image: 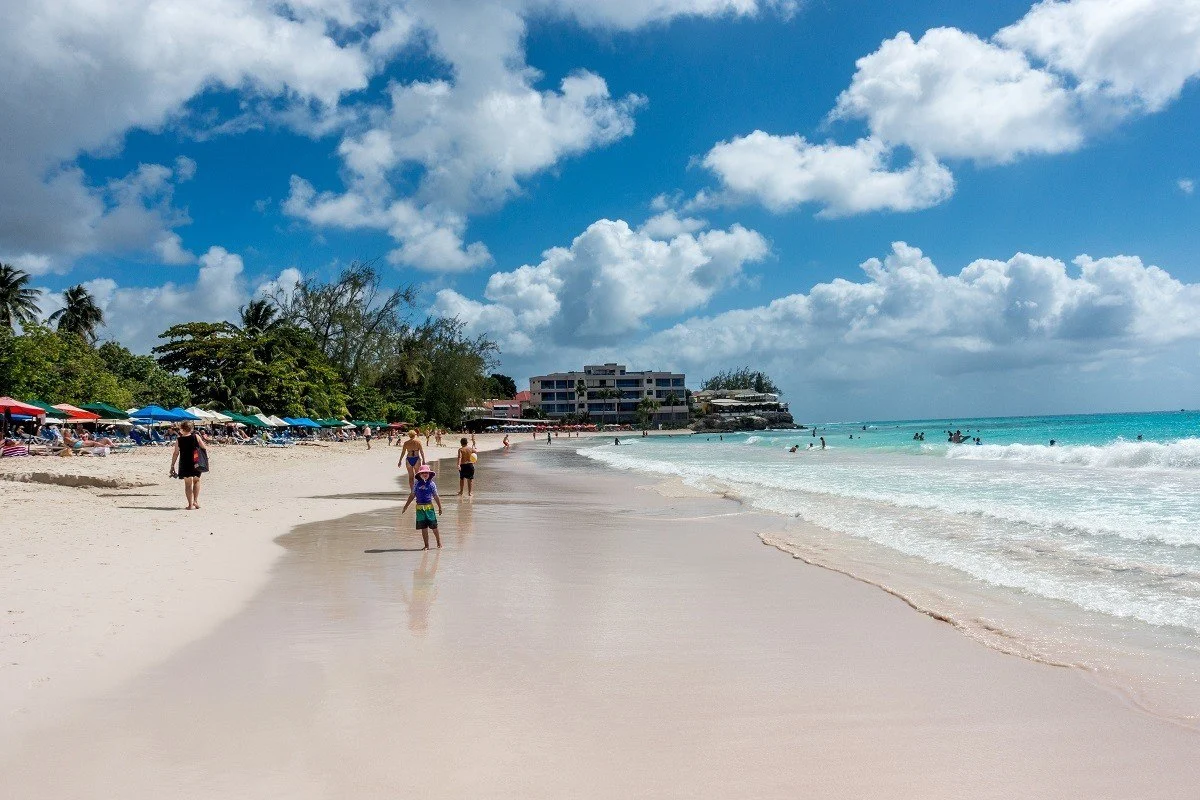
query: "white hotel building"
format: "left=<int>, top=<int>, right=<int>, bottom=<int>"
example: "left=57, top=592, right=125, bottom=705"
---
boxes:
left=529, top=363, right=688, bottom=425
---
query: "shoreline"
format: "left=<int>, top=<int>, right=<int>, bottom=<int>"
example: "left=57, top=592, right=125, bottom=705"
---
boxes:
left=583, top=435, right=1200, bottom=728
left=4, top=445, right=1199, bottom=797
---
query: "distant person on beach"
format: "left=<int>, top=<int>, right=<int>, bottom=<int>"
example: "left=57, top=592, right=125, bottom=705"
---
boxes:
left=169, top=420, right=208, bottom=511
left=614, top=437, right=620, bottom=445
left=1050, top=439, right=1056, bottom=446
left=457, top=437, right=476, bottom=497
left=546, top=431, right=551, bottom=444
left=502, top=434, right=510, bottom=451
left=402, top=464, right=443, bottom=549
left=398, top=430, right=425, bottom=488
left=363, top=425, right=373, bottom=450
left=387, top=430, right=394, bottom=446
left=820, top=437, right=826, bottom=450
left=788, top=445, right=799, bottom=453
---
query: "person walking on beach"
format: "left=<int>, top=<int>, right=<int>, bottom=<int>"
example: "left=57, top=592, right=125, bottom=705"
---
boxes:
left=402, top=464, right=443, bottom=549
left=546, top=430, right=551, bottom=444
left=457, top=437, right=476, bottom=497
left=169, top=420, right=208, bottom=510
left=502, top=434, right=510, bottom=451
left=820, top=436, right=826, bottom=450
left=363, top=424, right=373, bottom=450
left=398, top=430, right=426, bottom=488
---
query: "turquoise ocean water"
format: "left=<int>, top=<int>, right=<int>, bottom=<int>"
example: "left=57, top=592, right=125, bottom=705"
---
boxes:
left=579, top=411, right=1200, bottom=721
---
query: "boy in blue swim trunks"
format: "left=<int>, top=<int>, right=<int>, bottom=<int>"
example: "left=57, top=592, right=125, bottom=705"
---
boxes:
left=402, top=463, right=443, bottom=549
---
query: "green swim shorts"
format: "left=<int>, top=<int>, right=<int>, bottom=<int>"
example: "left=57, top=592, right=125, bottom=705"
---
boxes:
left=415, top=503, right=438, bottom=529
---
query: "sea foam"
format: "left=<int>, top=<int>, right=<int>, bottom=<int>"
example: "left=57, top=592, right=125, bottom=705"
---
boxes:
left=945, top=438, right=1200, bottom=469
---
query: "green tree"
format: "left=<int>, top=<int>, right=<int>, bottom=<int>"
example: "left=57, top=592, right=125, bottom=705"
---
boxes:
left=410, top=318, right=499, bottom=426
left=48, top=284, right=105, bottom=344
left=272, top=262, right=417, bottom=386
left=0, top=325, right=132, bottom=407
left=97, top=341, right=191, bottom=407
left=635, top=396, right=661, bottom=430
left=154, top=320, right=348, bottom=418
left=0, top=263, right=42, bottom=332
left=701, top=367, right=780, bottom=394
left=237, top=298, right=283, bottom=338
left=485, top=373, right=517, bottom=398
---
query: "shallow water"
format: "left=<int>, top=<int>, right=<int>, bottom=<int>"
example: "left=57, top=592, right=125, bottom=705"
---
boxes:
left=582, top=413, right=1200, bottom=723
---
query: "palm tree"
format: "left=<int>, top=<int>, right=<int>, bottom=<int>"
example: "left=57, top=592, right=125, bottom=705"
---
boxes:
left=0, top=263, right=42, bottom=332
left=48, top=284, right=104, bottom=344
left=238, top=299, right=282, bottom=338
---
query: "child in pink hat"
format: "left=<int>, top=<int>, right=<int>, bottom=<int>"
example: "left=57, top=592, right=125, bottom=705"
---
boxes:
left=402, top=463, right=443, bottom=549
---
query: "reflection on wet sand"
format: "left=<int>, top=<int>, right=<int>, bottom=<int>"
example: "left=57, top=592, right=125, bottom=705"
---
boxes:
left=401, top=549, right=440, bottom=634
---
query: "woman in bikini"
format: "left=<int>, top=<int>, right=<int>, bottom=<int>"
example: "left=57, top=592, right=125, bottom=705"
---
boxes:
left=398, top=430, right=425, bottom=488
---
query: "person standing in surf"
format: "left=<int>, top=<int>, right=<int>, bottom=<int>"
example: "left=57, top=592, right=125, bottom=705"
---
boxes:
left=402, top=463, right=443, bottom=549
left=398, top=430, right=426, bottom=488
left=457, top=437, right=476, bottom=497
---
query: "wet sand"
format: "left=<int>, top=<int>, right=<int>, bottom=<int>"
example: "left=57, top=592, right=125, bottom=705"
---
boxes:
left=4, top=446, right=1199, bottom=798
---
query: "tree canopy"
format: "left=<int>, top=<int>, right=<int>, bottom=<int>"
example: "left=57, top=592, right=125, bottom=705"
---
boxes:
left=1, top=259, right=501, bottom=427
left=701, top=367, right=781, bottom=394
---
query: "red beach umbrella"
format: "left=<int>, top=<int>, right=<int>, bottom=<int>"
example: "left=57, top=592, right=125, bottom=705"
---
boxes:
left=0, top=396, right=45, bottom=416
left=53, top=403, right=101, bottom=421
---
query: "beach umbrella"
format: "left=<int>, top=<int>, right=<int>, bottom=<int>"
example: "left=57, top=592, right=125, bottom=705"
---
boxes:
left=0, top=397, right=47, bottom=416
left=169, top=407, right=202, bottom=421
left=267, top=415, right=289, bottom=427
left=80, top=402, right=130, bottom=419
left=22, top=399, right=71, bottom=419
left=53, top=403, right=101, bottom=421
left=129, top=404, right=183, bottom=422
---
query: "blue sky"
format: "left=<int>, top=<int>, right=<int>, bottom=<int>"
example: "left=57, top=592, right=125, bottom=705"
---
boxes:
left=4, top=0, right=1200, bottom=420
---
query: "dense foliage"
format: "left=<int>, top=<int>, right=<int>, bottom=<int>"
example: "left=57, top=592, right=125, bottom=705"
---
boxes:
left=0, top=326, right=160, bottom=409
left=701, top=367, right=780, bottom=394
left=0, top=262, right=503, bottom=427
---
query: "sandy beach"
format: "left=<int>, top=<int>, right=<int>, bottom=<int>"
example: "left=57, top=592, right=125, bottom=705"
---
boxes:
left=3, top=439, right=1198, bottom=797
left=0, top=431, right=514, bottom=750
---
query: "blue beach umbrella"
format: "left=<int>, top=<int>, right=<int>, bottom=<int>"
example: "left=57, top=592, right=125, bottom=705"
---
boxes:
left=169, top=407, right=202, bottom=421
left=129, top=404, right=185, bottom=423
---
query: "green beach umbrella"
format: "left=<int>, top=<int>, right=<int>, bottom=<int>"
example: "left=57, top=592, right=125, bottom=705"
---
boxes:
left=24, top=399, right=71, bottom=419
left=80, top=402, right=130, bottom=419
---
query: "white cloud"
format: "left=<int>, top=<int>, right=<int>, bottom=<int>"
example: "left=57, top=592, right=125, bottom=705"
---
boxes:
left=543, top=0, right=795, bottom=29
left=700, top=0, right=1200, bottom=217
left=998, top=0, right=1200, bottom=113
left=697, top=132, right=955, bottom=216
left=833, top=27, right=1083, bottom=163
left=60, top=246, right=296, bottom=353
left=1179, top=178, right=1196, bottom=195
left=0, top=0, right=373, bottom=270
left=626, top=242, right=1200, bottom=383
left=283, top=177, right=492, bottom=272
left=280, top=0, right=790, bottom=271
left=431, top=216, right=769, bottom=352
left=0, top=158, right=199, bottom=271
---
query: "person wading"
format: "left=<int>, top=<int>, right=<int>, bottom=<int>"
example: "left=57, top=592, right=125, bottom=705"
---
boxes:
left=169, top=420, right=208, bottom=510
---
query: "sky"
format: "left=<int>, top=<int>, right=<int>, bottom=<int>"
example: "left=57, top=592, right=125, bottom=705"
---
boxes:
left=3, top=0, right=1200, bottom=421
